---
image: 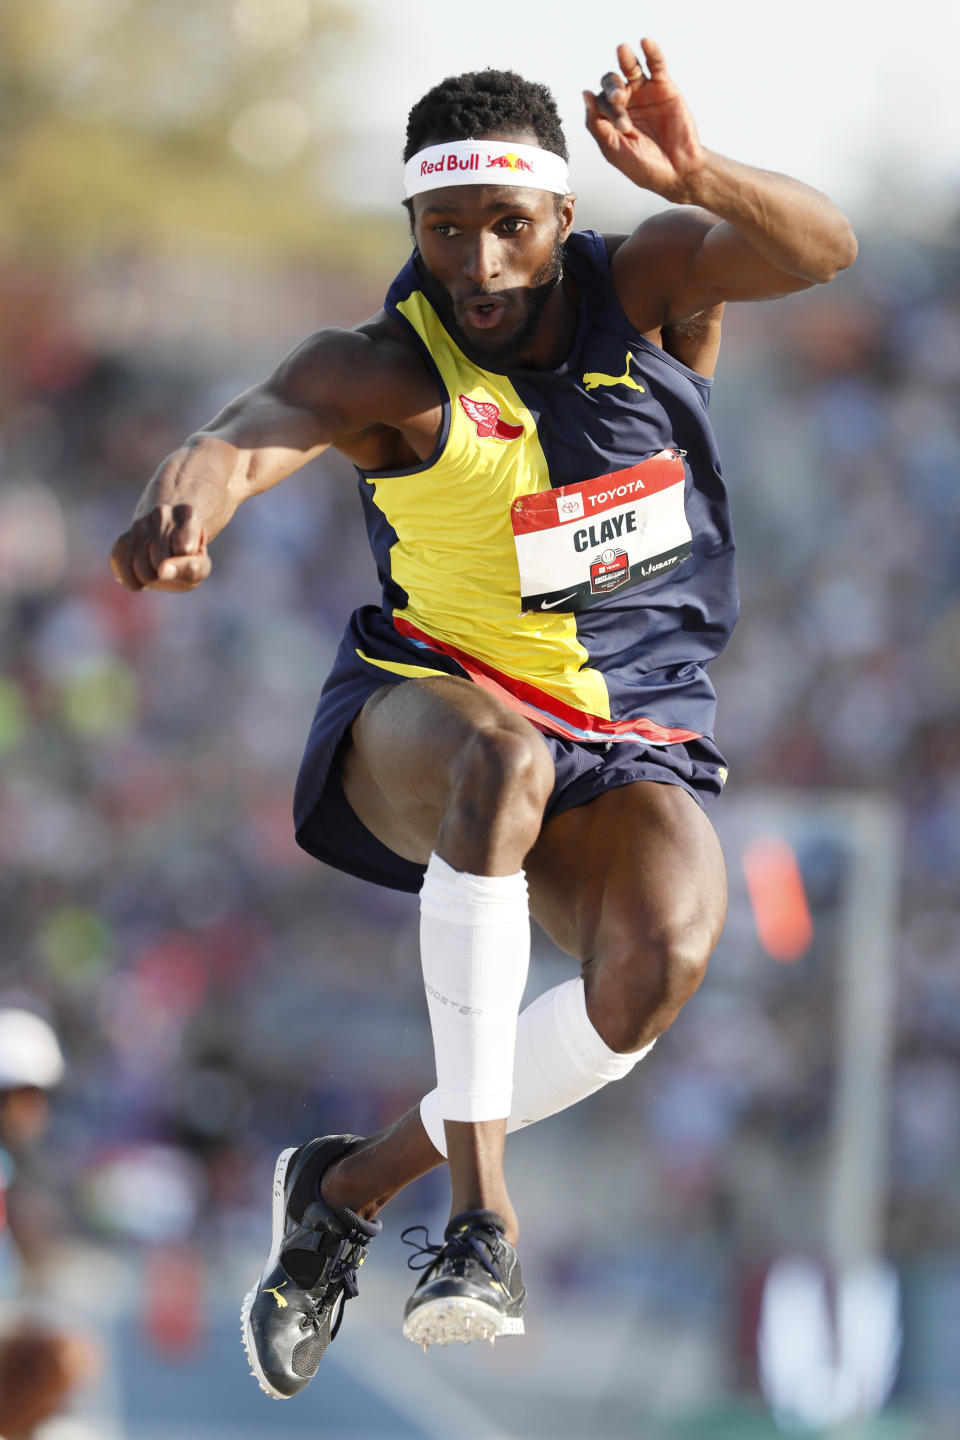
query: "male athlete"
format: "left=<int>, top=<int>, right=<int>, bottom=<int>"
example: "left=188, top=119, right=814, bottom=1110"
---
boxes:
left=111, top=40, right=856, bottom=1397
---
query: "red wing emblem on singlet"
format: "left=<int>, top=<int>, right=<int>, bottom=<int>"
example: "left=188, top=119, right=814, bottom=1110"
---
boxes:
left=458, top=394, right=523, bottom=441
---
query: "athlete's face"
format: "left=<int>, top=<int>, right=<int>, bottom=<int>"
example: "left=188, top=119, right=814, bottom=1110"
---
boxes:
left=411, top=147, right=575, bottom=366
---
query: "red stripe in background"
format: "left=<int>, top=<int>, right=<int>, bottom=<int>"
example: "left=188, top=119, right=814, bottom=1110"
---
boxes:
left=742, top=837, right=814, bottom=963
left=392, top=615, right=699, bottom=745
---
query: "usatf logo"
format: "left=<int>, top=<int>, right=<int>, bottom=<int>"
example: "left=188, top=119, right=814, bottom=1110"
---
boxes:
left=458, top=394, right=523, bottom=441
left=487, top=152, right=534, bottom=173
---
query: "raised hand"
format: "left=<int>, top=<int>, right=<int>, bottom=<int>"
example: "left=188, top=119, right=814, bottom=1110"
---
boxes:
left=110, top=502, right=211, bottom=592
left=584, top=39, right=704, bottom=201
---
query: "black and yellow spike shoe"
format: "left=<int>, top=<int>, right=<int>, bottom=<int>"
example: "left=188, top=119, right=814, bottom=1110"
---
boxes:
left=401, top=1210, right=525, bottom=1349
left=241, top=1136, right=380, bottom=1398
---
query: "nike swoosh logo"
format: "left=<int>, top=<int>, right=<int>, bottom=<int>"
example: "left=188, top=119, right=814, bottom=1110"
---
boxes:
left=540, top=593, right=578, bottom=610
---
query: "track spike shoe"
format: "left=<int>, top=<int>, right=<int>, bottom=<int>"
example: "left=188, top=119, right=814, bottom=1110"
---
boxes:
left=241, top=1136, right=380, bottom=1398
left=401, top=1209, right=525, bottom=1348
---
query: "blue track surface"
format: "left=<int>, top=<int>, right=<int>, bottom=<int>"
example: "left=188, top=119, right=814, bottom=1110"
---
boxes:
left=115, top=1309, right=431, bottom=1439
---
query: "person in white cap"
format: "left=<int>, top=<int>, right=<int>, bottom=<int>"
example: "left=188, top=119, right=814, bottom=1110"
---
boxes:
left=0, top=1009, right=65, bottom=1298
left=111, top=37, right=856, bottom=1393
left=0, top=1014, right=103, bottom=1439
left=0, top=1008, right=64, bottom=1097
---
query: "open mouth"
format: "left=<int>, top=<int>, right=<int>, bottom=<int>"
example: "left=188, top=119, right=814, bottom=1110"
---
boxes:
left=461, top=296, right=508, bottom=330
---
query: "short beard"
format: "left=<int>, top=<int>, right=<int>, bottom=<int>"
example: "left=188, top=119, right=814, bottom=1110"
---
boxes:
left=415, top=233, right=565, bottom=367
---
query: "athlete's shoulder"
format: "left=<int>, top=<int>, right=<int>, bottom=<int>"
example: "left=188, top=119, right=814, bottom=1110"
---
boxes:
left=613, top=207, right=722, bottom=267
left=602, top=215, right=724, bottom=376
left=610, top=211, right=725, bottom=324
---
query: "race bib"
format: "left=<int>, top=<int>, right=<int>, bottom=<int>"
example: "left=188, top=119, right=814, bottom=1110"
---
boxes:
left=511, top=450, right=693, bottom=614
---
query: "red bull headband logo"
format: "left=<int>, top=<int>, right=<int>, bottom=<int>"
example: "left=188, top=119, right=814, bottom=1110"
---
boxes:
left=404, top=140, right=570, bottom=198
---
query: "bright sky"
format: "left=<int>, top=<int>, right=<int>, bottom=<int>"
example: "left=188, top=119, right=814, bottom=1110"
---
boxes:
left=332, top=0, right=959, bottom=233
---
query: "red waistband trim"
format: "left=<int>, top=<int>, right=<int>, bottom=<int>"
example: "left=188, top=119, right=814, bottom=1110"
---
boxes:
left=391, top=615, right=700, bottom=747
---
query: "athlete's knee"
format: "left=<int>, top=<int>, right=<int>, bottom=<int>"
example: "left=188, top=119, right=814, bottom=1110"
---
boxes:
left=648, top=917, right=715, bottom=1013
left=585, top=914, right=717, bottom=1052
left=449, top=723, right=553, bottom=835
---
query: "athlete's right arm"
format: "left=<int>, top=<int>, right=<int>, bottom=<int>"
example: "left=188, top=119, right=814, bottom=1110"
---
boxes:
left=110, top=325, right=412, bottom=593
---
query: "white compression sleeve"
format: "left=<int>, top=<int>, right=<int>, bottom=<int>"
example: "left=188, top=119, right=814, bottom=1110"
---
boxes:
left=420, top=976, right=655, bottom=1156
left=419, top=852, right=530, bottom=1124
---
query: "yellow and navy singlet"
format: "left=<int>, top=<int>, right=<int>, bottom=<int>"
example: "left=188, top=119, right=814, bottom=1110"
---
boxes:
left=294, top=230, right=738, bottom=831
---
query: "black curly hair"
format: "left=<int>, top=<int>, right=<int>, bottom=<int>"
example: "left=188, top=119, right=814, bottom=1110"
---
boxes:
left=404, top=69, right=568, bottom=162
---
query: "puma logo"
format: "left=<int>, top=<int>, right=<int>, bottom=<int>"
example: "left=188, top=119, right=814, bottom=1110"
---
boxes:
left=582, top=351, right=646, bottom=394
left=265, top=1282, right=289, bottom=1309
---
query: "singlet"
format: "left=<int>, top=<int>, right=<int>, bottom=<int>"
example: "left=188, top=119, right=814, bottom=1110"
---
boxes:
left=354, top=230, right=739, bottom=747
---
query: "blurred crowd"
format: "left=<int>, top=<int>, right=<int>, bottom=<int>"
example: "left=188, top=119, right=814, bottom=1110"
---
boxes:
left=0, top=224, right=958, bottom=1427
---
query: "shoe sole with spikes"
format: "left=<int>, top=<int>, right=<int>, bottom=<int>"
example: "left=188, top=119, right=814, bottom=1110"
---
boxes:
left=402, top=1294, right=525, bottom=1348
left=401, top=1210, right=526, bottom=1351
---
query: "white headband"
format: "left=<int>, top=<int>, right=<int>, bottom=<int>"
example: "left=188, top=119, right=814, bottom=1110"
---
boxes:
left=404, top=139, right=570, bottom=199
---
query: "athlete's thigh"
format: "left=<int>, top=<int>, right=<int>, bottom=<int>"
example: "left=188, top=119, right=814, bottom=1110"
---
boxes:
left=524, top=779, right=728, bottom=962
left=341, top=675, right=551, bottom=863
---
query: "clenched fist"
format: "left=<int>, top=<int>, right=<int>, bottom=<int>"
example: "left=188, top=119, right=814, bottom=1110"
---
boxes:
left=110, top=503, right=211, bottom=593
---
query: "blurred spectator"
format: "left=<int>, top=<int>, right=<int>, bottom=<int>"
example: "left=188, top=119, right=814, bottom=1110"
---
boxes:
left=0, top=1014, right=99, bottom=1439
left=0, top=1010, right=64, bottom=1298
left=0, top=1324, right=100, bottom=1440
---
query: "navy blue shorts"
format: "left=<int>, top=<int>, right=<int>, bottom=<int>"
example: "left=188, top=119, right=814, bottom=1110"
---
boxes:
left=294, top=607, right=728, bottom=894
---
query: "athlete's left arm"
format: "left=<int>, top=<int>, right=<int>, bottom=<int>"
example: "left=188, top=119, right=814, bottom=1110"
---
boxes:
left=585, top=40, right=858, bottom=323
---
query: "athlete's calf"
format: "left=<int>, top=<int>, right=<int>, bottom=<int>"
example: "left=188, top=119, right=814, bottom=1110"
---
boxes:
left=581, top=912, right=716, bottom=1054
left=527, top=778, right=728, bottom=1055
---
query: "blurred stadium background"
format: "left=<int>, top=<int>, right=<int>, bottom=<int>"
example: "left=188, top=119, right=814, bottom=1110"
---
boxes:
left=1, top=1, right=958, bottom=1436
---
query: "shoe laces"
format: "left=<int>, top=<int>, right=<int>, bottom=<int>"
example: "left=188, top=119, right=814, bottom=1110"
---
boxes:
left=304, top=1234, right=364, bottom=1342
left=401, top=1222, right=503, bottom=1285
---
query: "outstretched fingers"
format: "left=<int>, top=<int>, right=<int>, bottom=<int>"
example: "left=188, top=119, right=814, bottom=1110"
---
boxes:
left=585, top=36, right=698, bottom=197
left=616, top=43, right=645, bottom=86
left=640, top=37, right=668, bottom=78
left=586, top=71, right=632, bottom=136
left=587, top=38, right=670, bottom=136
left=605, top=75, right=635, bottom=134
left=583, top=88, right=612, bottom=138
left=614, top=38, right=669, bottom=94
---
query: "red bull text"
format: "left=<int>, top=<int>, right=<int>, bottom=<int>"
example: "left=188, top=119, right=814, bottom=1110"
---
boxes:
left=419, top=153, right=483, bottom=177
